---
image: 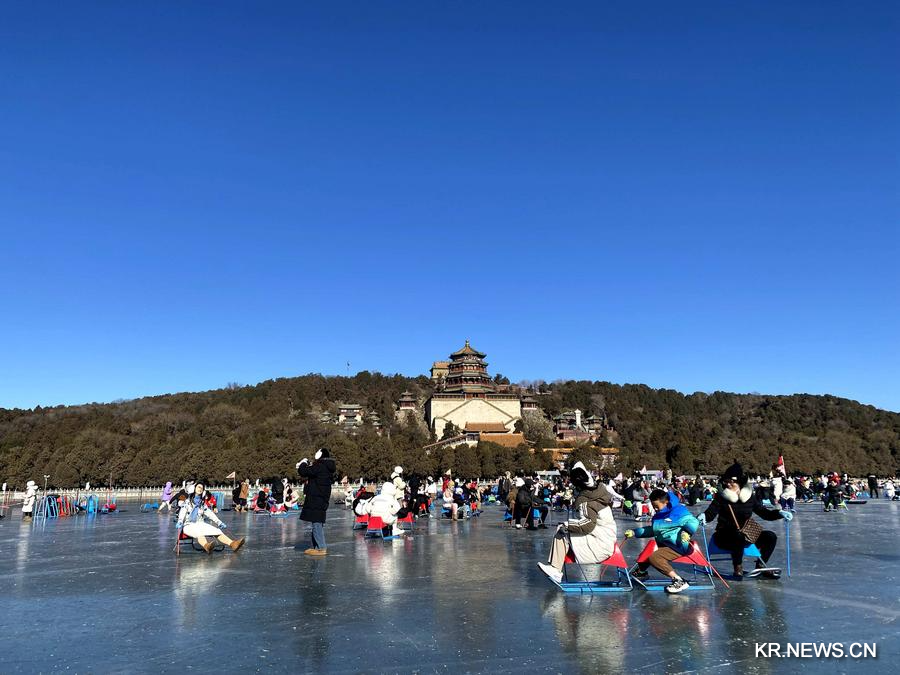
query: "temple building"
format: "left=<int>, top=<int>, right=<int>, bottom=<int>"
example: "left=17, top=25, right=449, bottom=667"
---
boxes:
left=397, top=391, right=417, bottom=415
left=553, top=409, right=610, bottom=442
left=425, top=341, right=523, bottom=439
left=430, top=361, right=450, bottom=384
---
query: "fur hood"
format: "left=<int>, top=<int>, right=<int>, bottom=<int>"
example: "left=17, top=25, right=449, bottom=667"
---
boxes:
left=721, top=485, right=753, bottom=503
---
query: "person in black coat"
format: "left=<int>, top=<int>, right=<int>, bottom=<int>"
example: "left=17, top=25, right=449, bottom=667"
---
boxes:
left=271, top=477, right=285, bottom=510
left=513, top=477, right=532, bottom=528
left=701, top=462, right=792, bottom=578
left=297, top=448, right=337, bottom=556
left=867, top=474, right=879, bottom=499
left=529, top=477, right=550, bottom=529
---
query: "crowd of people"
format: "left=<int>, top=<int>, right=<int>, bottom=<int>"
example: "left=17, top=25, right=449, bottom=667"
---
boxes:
left=347, top=468, right=491, bottom=537
left=6, top=452, right=897, bottom=593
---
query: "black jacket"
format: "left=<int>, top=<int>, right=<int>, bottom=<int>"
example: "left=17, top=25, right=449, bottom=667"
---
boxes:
left=515, top=484, right=532, bottom=510
left=298, top=458, right=337, bottom=523
left=703, top=488, right=783, bottom=550
left=271, top=480, right=285, bottom=501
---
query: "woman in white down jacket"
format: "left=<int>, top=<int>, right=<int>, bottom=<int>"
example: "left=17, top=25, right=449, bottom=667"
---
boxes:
left=365, top=482, right=404, bottom=537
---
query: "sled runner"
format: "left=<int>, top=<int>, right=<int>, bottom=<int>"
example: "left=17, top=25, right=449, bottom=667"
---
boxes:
left=629, top=540, right=717, bottom=591
left=553, top=544, right=633, bottom=594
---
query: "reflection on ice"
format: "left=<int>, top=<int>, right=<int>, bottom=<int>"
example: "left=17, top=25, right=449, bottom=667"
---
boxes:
left=0, top=500, right=897, bottom=671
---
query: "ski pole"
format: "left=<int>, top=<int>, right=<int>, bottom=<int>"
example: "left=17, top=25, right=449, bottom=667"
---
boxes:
left=699, top=523, right=730, bottom=589
left=785, top=518, right=791, bottom=577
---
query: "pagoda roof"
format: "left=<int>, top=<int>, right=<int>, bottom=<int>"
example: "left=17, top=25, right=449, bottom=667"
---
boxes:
left=480, top=432, right=527, bottom=448
left=450, top=340, right=486, bottom=358
left=398, top=391, right=416, bottom=401
left=464, top=422, right=509, bottom=433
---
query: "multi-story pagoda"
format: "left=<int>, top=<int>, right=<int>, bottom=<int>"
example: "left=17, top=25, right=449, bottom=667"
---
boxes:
left=425, top=341, right=523, bottom=439
left=441, top=340, right=495, bottom=395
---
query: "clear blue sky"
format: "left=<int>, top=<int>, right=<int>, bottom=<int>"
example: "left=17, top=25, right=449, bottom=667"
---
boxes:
left=1, top=2, right=898, bottom=412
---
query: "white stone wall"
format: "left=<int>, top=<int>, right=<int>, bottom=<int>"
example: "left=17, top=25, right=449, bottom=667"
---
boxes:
left=427, top=397, right=522, bottom=439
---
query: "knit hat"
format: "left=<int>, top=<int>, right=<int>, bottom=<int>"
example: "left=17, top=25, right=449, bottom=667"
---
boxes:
left=315, top=448, right=330, bottom=460
left=720, top=462, right=747, bottom=487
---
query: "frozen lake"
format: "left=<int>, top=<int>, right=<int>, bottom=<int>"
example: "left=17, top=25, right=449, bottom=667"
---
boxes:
left=2, top=498, right=898, bottom=673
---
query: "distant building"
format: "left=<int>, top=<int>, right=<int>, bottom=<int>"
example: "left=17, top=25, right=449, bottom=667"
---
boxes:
left=425, top=341, right=523, bottom=440
left=430, top=361, right=450, bottom=383
left=464, top=422, right=526, bottom=448
left=338, top=403, right=363, bottom=429
left=553, top=408, right=610, bottom=442
left=397, top=391, right=417, bottom=414
left=521, top=396, right=539, bottom=412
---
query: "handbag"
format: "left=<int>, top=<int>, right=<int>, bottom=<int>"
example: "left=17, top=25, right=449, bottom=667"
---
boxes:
left=728, top=504, right=763, bottom=544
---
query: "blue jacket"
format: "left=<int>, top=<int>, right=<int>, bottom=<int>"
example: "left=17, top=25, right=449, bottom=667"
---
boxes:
left=632, top=491, right=700, bottom=554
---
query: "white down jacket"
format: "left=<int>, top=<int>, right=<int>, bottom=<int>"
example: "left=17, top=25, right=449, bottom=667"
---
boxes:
left=366, top=482, right=401, bottom=525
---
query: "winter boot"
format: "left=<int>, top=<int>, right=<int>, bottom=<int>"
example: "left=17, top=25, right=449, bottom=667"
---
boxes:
left=202, top=540, right=215, bottom=554
left=229, top=537, right=245, bottom=552
left=733, top=564, right=744, bottom=579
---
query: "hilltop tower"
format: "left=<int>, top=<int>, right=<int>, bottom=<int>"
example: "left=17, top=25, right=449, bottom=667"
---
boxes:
left=425, top=341, right=522, bottom=440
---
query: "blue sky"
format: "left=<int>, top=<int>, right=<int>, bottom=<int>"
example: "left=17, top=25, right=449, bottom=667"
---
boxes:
left=1, top=2, right=898, bottom=411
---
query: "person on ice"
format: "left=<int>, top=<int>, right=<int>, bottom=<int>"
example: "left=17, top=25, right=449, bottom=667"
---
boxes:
left=22, top=480, right=38, bottom=522
left=625, top=489, right=700, bottom=594
left=700, top=462, right=792, bottom=578
left=513, top=476, right=532, bottom=528
left=176, top=483, right=245, bottom=554
left=159, top=482, right=174, bottom=512
left=271, top=477, right=285, bottom=512
left=391, top=466, right=406, bottom=492
left=366, top=481, right=405, bottom=537
left=779, top=479, right=796, bottom=511
left=537, top=462, right=617, bottom=585
left=297, top=448, right=337, bottom=556
left=353, top=486, right=375, bottom=515
left=284, top=480, right=298, bottom=510
left=823, top=473, right=843, bottom=512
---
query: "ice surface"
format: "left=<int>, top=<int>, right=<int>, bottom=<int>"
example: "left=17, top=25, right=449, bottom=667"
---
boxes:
left=2, top=498, right=898, bottom=673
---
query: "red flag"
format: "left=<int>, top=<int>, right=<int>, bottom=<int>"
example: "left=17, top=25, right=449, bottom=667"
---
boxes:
left=776, top=456, right=786, bottom=477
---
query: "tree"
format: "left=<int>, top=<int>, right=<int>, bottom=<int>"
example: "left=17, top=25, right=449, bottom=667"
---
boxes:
left=2, top=371, right=897, bottom=486
left=455, top=445, right=480, bottom=480
left=568, top=445, right=601, bottom=471
left=441, top=421, right=461, bottom=440
left=522, top=410, right=554, bottom=442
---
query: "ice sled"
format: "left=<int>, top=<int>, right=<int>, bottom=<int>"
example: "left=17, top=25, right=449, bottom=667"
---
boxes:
left=629, top=540, right=716, bottom=591
left=554, top=544, right=633, bottom=594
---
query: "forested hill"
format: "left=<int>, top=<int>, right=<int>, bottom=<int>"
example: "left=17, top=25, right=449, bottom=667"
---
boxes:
left=1, top=373, right=898, bottom=487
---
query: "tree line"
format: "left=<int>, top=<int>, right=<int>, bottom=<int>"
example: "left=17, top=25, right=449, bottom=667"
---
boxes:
left=1, top=372, right=897, bottom=488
